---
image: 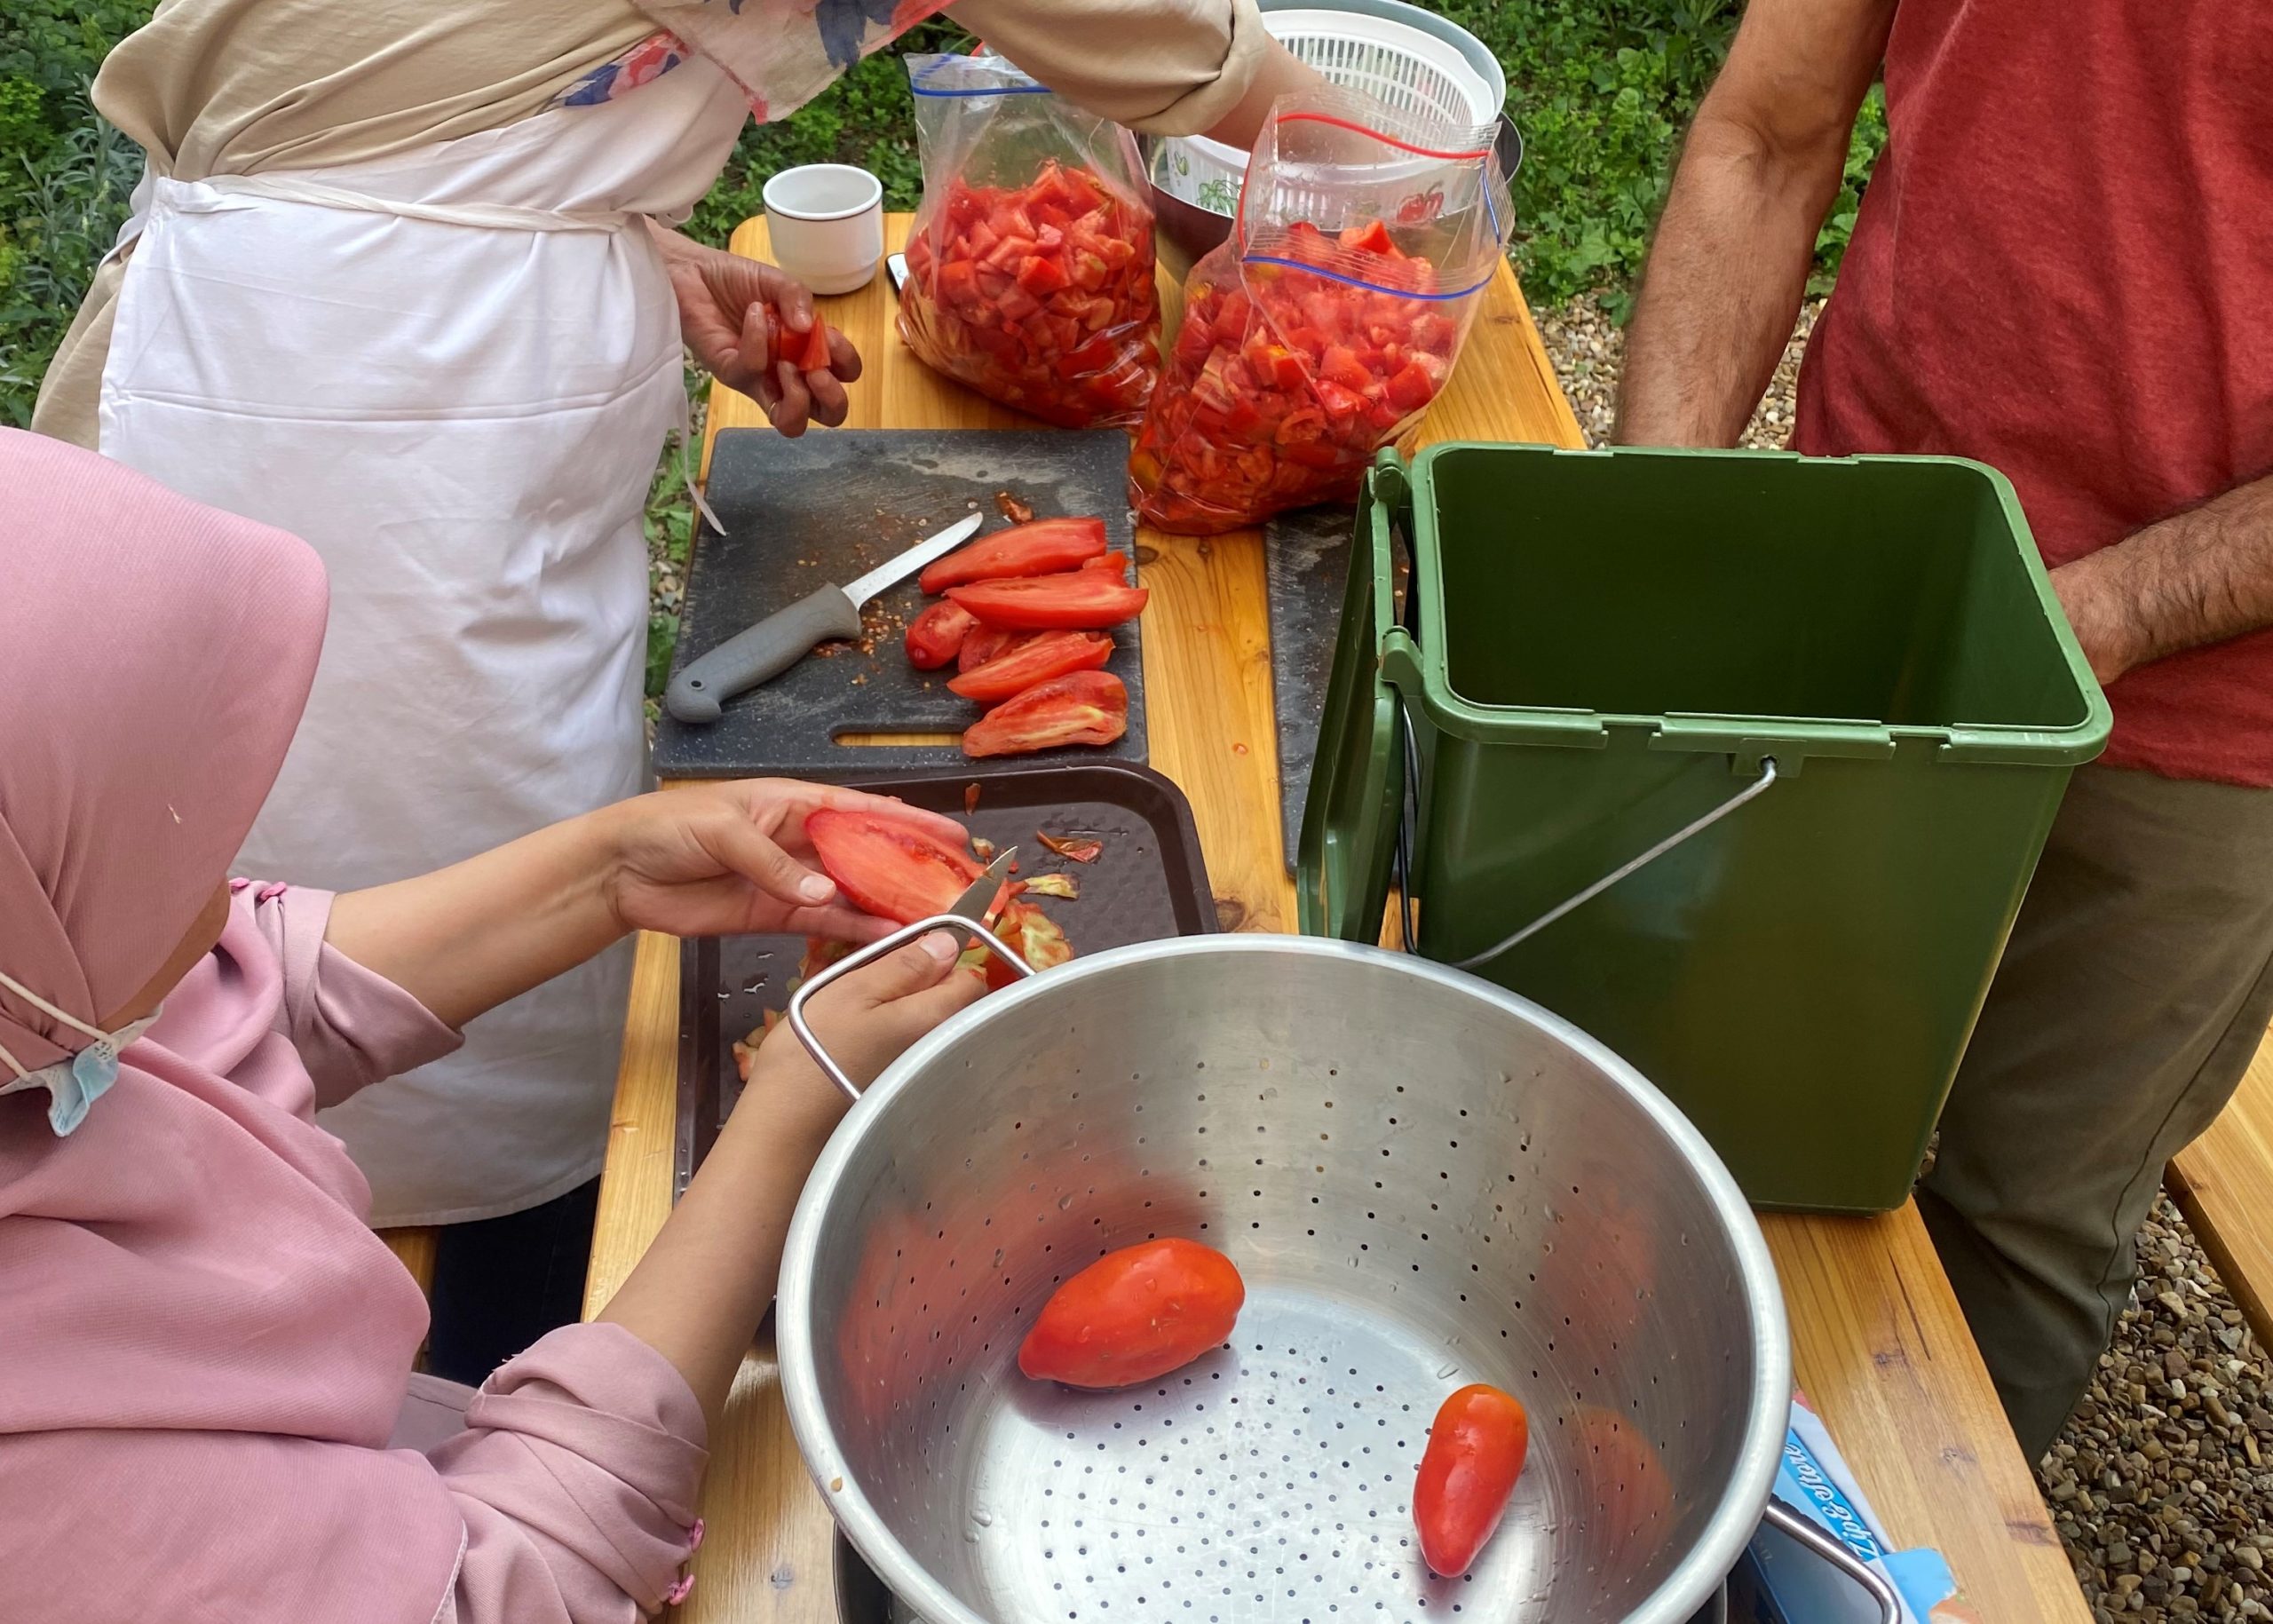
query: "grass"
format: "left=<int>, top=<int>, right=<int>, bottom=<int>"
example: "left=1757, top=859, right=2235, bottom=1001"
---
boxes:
left=1, top=2, right=1886, bottom=689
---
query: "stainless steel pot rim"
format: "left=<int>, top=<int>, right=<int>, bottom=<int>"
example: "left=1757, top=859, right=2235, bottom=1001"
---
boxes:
left=777, top=933, right=1793, bottom=1624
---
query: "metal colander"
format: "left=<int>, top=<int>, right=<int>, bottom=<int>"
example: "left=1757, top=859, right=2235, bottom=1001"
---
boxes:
left=778, top=935, right=1792, bottom=1624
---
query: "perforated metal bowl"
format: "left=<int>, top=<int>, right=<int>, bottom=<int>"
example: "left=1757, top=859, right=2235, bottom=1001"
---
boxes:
left=777, top=935, right=1792, bottom=1624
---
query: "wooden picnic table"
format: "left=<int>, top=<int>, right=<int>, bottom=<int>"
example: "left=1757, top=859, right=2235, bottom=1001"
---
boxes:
left=580, top=213, right=2095, bottom=1624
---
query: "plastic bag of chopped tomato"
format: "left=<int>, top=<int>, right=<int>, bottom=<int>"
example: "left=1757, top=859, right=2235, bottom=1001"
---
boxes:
left=899, top=53, right=1161, bottom=429
left=1129, top=92, right=1513, bottom=534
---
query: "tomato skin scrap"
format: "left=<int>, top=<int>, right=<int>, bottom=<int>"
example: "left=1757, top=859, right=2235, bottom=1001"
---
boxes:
left=1413, top=1383, right=1529, bottom=1578
left=1018, top=1239, right=1246, bottom=1389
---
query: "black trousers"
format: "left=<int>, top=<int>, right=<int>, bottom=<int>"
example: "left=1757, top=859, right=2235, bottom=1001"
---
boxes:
left=424, top=1176, right=603, bottom=1387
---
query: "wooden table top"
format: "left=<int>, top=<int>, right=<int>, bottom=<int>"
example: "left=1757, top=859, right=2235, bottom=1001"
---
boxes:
left=583, top=214, right=2091, bottom=1624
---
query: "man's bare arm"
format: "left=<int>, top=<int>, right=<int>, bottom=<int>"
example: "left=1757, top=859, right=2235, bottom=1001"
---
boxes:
left=1615, top=0, right=1895, bottom=447
left=2054, top=476, right=2273, bottom=684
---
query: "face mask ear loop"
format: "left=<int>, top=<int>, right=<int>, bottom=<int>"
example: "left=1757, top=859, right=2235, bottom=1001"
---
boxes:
left=0, top=967, right=113, bottom=1071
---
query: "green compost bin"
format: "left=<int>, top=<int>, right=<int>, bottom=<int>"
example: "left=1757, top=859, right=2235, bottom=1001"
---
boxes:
left=1298, top=443, right=2111, bottom=1213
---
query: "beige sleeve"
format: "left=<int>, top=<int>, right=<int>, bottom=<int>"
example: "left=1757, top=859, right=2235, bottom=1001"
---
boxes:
left=952, top=0, right=1269, bottom=137
left=30, top=256, right=125, bottom=452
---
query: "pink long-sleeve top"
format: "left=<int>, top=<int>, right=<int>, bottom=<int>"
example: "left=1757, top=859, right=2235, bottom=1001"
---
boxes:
left=0, top=883, right=706, bottom=1624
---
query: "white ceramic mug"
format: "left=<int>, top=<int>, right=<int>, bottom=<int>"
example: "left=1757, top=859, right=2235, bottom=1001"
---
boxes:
left=763, top=164, right=886, bottom=297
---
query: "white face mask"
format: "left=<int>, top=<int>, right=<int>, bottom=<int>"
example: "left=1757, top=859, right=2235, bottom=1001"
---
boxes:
left=0, top=969, right=162, bottom=1137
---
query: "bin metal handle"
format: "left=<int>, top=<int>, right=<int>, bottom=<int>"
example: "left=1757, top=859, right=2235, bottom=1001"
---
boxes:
left=1446, top=756, right=1779, bottom=973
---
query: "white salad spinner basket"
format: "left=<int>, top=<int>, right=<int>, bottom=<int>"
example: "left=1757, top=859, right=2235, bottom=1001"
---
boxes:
left=1150, top=4, right=1507, bottom=218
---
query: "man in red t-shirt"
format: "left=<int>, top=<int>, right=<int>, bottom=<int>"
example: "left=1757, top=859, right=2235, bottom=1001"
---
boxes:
left=1618, top=0, right=2273, bottom=1457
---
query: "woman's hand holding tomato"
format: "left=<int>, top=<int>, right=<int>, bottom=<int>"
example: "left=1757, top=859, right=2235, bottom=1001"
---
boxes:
left=594, top=780, right=970, bottom=943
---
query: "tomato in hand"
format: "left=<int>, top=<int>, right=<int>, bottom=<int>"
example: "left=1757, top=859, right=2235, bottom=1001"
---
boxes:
left=946, top=572, right=1148, bottom=631
left=794, top=318, right=835, bottom=375
left=1413, top=1384, right=1529, bottom=1578
left=805, top=810, right=981, bottom=924
left=918, top=516, right=1108, bottom=594
left=1129, top=218, right=1461, bottom=535
left=905, top=599, right=978, bottom=669
left=899, top=161, right=1161, bottom=429
left=1018, top=1238, right=1246, bottom=1389
left=962, top=670, right=1129, bottom=758
left=948, top=629, right=1113, bottom=701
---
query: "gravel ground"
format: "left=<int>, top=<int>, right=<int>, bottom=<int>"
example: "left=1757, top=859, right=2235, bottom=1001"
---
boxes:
left=1529, top=289, right=2273, bottom=1620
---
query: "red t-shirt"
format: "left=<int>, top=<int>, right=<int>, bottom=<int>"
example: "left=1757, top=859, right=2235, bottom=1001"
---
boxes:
left=1793, top=1, right=2273, bottom=784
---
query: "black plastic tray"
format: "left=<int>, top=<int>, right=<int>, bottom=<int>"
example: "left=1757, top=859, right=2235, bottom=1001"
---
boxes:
left=675, top=762, right=1216, bottom=1196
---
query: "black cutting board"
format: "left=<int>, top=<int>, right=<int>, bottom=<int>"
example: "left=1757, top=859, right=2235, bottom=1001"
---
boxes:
left=655, top=429, right=1146, bottom=780
left=1265, top=503, right=1362, bottom=874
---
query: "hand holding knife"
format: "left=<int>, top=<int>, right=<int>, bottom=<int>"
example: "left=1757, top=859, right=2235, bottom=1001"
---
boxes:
left=666, top=511, right=984, bottom=724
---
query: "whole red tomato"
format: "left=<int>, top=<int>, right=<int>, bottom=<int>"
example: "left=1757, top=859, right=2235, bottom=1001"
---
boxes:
left=1414, top=1383, right=1529, bottom=1578
left=1018, top=1238, right=1245, bottom=1389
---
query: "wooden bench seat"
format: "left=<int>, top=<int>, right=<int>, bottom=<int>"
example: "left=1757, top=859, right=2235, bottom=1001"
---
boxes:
left=2168, top=1030, right=2273, bottom=1347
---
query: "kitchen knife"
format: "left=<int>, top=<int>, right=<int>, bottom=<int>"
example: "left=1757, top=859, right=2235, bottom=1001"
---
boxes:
left=948, top=847, right=1018, bottom=925
left=666, top=511, right=986, bottom=724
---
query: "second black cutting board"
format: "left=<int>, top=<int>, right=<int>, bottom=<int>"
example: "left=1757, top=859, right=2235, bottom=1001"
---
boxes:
left=654, top=429, right=1146, bottom=779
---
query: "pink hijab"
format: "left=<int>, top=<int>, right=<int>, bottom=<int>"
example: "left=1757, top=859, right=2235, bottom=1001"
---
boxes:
left=0, top=432, right=463, bottom=1617
left=0, top=428, right=326, bottom=1072
left=0, top=432, right=706, bottom=1623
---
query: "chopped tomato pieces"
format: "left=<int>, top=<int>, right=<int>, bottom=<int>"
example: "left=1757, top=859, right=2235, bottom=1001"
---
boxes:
left=1129, top=219, right=1466, bottom=534
left=899, top=161, right=1161, bottom=429
left=917, top=516, right=1107, bottom=594
left=962, top=670, right=1129, bottom=758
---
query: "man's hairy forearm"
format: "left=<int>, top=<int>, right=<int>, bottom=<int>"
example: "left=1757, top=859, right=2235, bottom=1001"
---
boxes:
left=1615, top=115, right=1837, bottom=447
left=2054, top=475, right=2273, bottom=683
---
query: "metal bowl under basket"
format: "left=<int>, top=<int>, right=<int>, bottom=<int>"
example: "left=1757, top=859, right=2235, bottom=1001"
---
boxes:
left=778, top=935, right=1792, bottom=1624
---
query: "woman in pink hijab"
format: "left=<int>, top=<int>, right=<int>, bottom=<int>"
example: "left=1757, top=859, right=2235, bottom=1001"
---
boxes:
left=0, top=426, right=983, bottom=1623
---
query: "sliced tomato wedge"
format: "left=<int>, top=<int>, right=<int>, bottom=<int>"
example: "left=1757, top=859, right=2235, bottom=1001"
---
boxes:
left=905, top=599, right=978, bottom=669
left=1081, top=550, right=1133, bottom=584
left=948, top=630, right=1113, bottom=702
left=917, top=516, right=1108, bottom=594
left=794, top=319, right=834, bottom=374
left=962, top=669, right=1129, bottom=758
left=946, top=573, right=1149, bottom=631
left=805, top=810, right=980, bottom=924
left=958, top=623, right=1028, bottom=673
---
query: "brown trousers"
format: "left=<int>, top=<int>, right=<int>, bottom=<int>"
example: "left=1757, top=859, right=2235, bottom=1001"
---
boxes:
left=1919, top=763, right=2273, bottom=1460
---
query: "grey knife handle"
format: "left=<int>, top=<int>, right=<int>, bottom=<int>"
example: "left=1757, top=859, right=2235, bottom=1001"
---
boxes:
left=665, top=586, right=861, bottom=724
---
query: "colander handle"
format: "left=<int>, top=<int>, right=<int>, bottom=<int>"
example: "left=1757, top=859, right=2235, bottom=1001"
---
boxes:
left=1757, top=1499, right=1903, bottom=1624
left=786, top=914, right=1036, bottom=1101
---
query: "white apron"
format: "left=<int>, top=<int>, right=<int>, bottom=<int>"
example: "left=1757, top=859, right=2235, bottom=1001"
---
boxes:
left=98, top=59, right=748, bottom=1227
